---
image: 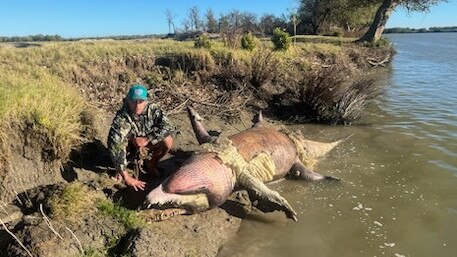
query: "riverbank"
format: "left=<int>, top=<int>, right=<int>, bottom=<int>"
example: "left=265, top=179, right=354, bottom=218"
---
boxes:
left=0, top=37, right=392, bottom=256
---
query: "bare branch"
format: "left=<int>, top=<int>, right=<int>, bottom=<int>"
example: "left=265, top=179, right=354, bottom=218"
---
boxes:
left=0, top=218, right=34, bottom=257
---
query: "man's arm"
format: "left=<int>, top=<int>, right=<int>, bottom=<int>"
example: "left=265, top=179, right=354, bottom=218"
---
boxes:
left=146, top=105, right=175, bottom=144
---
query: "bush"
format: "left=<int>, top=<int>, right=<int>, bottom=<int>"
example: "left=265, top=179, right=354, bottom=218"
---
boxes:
left=194, top=35, right=211, bottom=49
left=272, top=28, right=292, bottom=51
left=241, top=33, right=258, bottom=51
left=363, top=37, right=392, bottom=48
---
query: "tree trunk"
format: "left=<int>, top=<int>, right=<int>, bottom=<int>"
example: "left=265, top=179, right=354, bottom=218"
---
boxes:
left=357, top=0, right=398, bottom=43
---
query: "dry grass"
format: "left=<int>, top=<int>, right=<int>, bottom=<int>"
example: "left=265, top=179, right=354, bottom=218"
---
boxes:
left=0, top=37, right=391, bottom=172
left=0, top=64, right=88, bottom=172
left=48, top=182, right=103, bottom=222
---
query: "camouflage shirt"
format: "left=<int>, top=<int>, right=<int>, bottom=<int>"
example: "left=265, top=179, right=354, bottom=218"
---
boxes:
left=108, top=100, right=174, bottom=172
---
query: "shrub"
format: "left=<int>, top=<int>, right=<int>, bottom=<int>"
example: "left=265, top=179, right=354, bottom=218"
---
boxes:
left=194, top=35, right=211, bottom=49
left=272, top=28, right=292, bottom=51
left=241, top=32, right=258, bottom=51
left=222, top=31, right=241, bottom=48
left=363, top=37, right=392, bottom=49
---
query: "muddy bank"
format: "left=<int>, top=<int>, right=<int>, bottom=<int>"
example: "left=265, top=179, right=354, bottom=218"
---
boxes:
left=1, top=40, right=392, bottom=205
left=1, top=109, right=260, bottom=256
left=0, top=39, right=393, bottom=256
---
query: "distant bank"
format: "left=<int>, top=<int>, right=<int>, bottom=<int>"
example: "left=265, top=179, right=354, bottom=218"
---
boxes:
left=384, top=26, right=457, bottom=34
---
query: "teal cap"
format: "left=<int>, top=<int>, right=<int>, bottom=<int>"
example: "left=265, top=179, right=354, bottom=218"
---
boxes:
left=127, top=84, right=148, bottom=100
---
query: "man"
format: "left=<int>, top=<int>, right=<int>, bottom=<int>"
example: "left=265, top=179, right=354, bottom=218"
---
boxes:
left=108, top=84, right=174, bottom=191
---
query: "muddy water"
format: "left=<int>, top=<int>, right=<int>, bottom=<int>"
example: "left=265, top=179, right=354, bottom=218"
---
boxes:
left=218, top=33, right=457, bottom=257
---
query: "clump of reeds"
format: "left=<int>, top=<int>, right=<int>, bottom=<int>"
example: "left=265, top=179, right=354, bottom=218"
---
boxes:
left=301, top=67, right=380, bottom=124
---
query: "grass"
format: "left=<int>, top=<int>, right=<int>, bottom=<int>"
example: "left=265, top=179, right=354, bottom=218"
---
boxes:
left=0, top=36, right=391, bottom=172
left=0, top=63, right=87, bottom=172
left=47, top=181, right=145, bottom=229
left=48, top=182, right=102, bottom=221
left=97, top=200, right=146, bottom=230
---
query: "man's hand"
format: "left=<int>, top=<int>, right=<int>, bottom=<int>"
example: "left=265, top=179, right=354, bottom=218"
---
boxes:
left=116, top=171, right=146, bottom=191
left=124, top=176, right=147, bottom=191
left=133, top=137, right=149, bottom=147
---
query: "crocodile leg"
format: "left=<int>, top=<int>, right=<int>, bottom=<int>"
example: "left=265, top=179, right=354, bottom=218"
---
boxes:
left=288, top=161, right=340, bottom=181
left=143, top=183, right=211, bottom=216
left=238, top=172, right=298, bottom=221
left=187, top=106, right=217, bottom=144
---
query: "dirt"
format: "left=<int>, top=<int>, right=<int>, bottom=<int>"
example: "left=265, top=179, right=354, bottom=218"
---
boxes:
left=0, top=125, right=65, bottom=204
left=0, top=42, right=392, bottom=256
left=2, top=107, right=263, bottom=257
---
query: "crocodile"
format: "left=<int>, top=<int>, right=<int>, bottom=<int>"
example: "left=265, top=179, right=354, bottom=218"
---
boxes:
left=143, top=107, right=345, bottom=221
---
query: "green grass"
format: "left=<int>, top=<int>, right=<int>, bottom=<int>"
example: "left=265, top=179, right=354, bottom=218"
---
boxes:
left=97, top=200, right=146, bottom=230
left=48, top=182, right=102, bottom=221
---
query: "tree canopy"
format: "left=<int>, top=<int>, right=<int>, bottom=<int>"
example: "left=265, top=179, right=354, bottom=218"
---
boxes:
left=358, top=0, right=447, bottom=42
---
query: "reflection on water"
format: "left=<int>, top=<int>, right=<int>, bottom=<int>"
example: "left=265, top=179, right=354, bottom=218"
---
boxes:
left=218, top=33, right=457, bottom=257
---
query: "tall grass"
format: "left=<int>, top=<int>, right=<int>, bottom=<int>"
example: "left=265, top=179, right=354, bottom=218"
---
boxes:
left=0, top=37, right=390, bottom=172
left=0, top=64, right=87, bottom=171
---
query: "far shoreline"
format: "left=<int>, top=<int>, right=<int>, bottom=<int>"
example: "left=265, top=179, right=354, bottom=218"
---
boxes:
left=384, top=26, right=457, bottom=34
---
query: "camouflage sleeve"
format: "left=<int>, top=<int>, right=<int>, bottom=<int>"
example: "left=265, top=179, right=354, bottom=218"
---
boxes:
left=108, top=113, right=132, bottom=172
left=147, top=105, right=175, bottom=144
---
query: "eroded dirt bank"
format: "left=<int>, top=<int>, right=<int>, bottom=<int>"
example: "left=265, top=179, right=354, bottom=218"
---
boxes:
left=1, top=109, right=262, bottom=257
left=0, top=39, right=392, bottom=256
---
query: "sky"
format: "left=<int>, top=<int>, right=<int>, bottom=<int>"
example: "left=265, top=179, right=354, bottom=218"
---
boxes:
left=1, top=0, right=456, bottom=38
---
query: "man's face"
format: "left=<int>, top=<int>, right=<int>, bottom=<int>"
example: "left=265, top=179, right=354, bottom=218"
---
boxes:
left=128, top=99, right=147, bottom=115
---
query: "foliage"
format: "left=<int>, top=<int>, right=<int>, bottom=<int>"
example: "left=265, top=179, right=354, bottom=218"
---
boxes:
left=48, top=182, right=101, bottom=221
left=194, top=35, right=212, bottom=49
left=0, top=34, right=63, bottom=42
left=97, top=200, right=146, bottom=230
left=0, top=62, right=88, bottom=167
left=384, top=26, right=457, bottom=33
left=259, top=14, right=287, bottom=36
left=400, top=0, right=446, bottom=12
left=241, top=32, right=258, bottom=51
left=205, top=8, right=218, bottom=33
left=362, top=36, right=392, bottom=48
left=298, top=0, right=378, bottom=36
left=359, top=0, right=447, bottom=42
left=272, top=28, right=292, bottom=51
left=187, top=6, right=203, bottom=32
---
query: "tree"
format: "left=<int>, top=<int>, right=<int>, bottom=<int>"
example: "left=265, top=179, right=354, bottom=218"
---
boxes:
left=240, top=12, right=258, bottom=33
left=359, top=0, right=447, bottom=42
left=298, top=0, right=377, bottom=36
left=205, top=8, right=218, bottom=33
left=165, top=9, right=176, bottom=34
left=259, top=14, right=286, bottom=36
left=298, top=0, right=330, bottom=34
left=287, top=7, right=301, bottom=43
left=218, top=11, right=243, bottom=47
left=188, top=6, right=202, bottom=31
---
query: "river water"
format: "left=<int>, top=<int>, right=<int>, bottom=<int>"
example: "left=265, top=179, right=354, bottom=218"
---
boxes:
left=218, top=33, right=457, bottom=257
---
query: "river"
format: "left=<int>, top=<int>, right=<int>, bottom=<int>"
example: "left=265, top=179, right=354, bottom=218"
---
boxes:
left=218, top=33, right=457, bottom=257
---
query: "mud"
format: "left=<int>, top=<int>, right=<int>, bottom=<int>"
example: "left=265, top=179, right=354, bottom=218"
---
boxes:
left=1, top=108, right=261, bottom=257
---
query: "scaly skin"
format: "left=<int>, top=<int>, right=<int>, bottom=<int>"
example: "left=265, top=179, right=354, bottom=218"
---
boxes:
left=143, top=107, right=343, bottom=221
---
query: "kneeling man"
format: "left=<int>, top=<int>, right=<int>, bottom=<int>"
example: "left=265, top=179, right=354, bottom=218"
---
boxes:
left=108, top=84, right=174, bottom=191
